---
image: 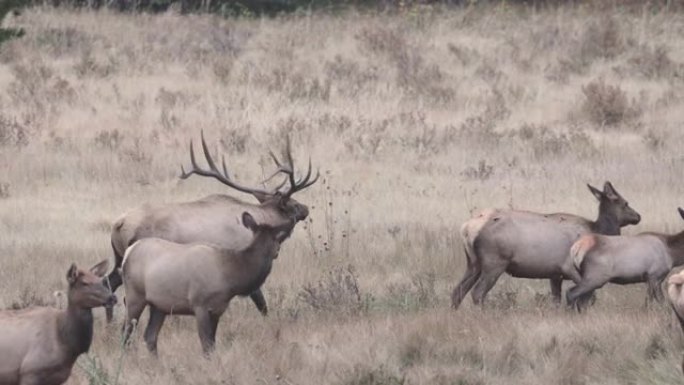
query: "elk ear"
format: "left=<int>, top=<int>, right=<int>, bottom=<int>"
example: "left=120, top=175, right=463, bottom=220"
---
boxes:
left=587, top=184, right=604, bottom=201
left=242, top=212, right=258, bottom=231
left=66, top=264, right=79, bottom=285
left=603, top=181, right=620, bottom=200
left=89, top=260, right=109, bottom=278
left=678, top=207, right=684, bottom=220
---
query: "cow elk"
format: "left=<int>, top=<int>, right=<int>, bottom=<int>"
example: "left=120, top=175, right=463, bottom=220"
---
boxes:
left=122, top=211, right=292, bottom=355
left=452, top=182, right=641, bottom=309
left=667, top=267, right=684, bottom=375
left=0, top=261, right=115, bottom=385
left=567, top=207, right=684, bottom=309
left=106, top=132, right=318, bottom=321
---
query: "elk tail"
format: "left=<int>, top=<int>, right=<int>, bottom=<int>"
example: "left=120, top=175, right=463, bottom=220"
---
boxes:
left=106, top=217, right=128, bottom=294
left=452, top=209, right=496, bottom=309
left=460, top=208, right=497, bottom=265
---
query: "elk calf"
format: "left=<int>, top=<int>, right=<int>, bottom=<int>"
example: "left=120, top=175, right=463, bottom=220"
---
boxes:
left=567, top=208, right=684, bottom=309
left=0, top=261, right=115, bottom=385
left=122, top=211, right=293, bottom=355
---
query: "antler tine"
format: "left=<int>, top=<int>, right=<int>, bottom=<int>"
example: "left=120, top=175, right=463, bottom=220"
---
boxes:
left=301, top=169, right=320, bottom=189
left=262, top=136, right=320, bottom=198
left=221, top=155, right=231, bottom=180
left=179, top=140, right=196, bottom=179
left=285, top=135, right=294, bottom=170
left=179, top=132, right=275, bottom=197
left=268, top=150, right=284, bottom=169
left=200, top=131, right=220, bottom=174
left=295, top=157, right=313, bottom=186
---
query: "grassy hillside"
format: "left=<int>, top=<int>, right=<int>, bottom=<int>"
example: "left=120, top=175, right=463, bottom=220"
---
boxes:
left=1, top=3, right=684, bottom=384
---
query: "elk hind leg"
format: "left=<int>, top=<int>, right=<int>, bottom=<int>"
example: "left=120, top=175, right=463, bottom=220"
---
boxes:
left=470, top=262, right=507, bottom=307
left=451, top=247, right=482, bottom=310
left=566, top=280, right=603, bottom=311
left=644, top=276, right=665, bottom=306
left=123, top=296, right=146, bottom=345
left=550, top=276, right=563, bottom=304
left=209, top=312, right=221, bottom=342
left=144, top=305, right=167, bottom=355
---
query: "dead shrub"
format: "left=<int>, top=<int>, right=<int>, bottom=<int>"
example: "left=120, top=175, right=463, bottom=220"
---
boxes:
left=580, top=17, right=625, bottom=62
left=8, top=63, right=77, bottom=124
left=461, top=160, right=494, bottom=181
left=356, top=26, right=454, bottom=104
left=0, top=115, right=28, bottom=147
left=642, top=129, right=666, bottom=152
left=447, top=42, right=479, bottom=67
left=489, top=290, right=518, bottom=311
left=384, top=273, right=437, bottom=311
left=338, top=365, right=407, bottom=385
left=298, top=265, right=364, bottom=314
left=580, top=79, right=640, bottom=127
left=513, top=123, right=597, bottom=159
left=73, top=49, right=118, bottom=78
left=629, top=44, right=681, bottom=79
left=34, top=27, right=93, bottom=58
left=325, top=55, right=379, bottom=98
left=0, top=182, right=9, bottom=199
left=8, top=287, right=50, bottom=310
left=93, top=129, right=123, bottom=150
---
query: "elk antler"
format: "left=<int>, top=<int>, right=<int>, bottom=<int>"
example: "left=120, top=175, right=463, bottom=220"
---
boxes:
left=180, top=131, right=275, bottom=197
left=263, top=136, right=319, bottom=199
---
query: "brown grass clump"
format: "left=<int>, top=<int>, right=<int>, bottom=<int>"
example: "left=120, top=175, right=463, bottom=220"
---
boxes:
left=581, top=78, right=641, bottom=127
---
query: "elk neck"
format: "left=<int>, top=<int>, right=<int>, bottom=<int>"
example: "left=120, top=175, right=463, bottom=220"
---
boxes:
left=667, top=230, right=684, bottom=267
left=591, top=209, right=621, bottom=235
left=220, top=231, right=280, bottom=295
left=57, top=295, right=94, bottom=359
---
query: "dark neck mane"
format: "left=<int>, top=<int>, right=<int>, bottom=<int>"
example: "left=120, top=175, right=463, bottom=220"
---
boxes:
left=592, top=209, right=621, bottom=235
left=667, top=230, right=684, bottom=266
left=58, top=301, right=94, bottom=360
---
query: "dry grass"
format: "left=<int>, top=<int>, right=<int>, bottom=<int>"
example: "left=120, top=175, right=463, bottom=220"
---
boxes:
left=1, top=3, right=684, bottom=384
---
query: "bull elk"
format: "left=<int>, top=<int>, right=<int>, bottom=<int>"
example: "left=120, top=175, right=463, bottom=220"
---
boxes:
left=452, top=182, right=641, bottom=309
left=568, top=207, right=684, bottom=309
left=0, top=261, right=115, bottom=385
left=106, top=132, right=318, bottom=321
left=122, top=211, right=292, bottom=354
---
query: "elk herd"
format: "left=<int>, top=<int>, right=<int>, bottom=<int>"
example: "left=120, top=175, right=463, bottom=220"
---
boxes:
left=0, top=133, right=683, bottom=383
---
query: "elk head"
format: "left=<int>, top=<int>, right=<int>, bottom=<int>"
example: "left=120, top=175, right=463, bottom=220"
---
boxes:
left=180, top=132, right=318, bottom=227
left=588, top=181, right=641, bottom=226
left=67, top=260, right=117, bottom=308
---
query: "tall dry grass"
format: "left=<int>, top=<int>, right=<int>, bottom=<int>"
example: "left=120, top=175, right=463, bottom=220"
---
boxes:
left=1, top=3, right=684, bottom=384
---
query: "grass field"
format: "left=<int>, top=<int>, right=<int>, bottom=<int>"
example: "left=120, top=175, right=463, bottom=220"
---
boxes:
left=1, top=2, right=684, bottom=384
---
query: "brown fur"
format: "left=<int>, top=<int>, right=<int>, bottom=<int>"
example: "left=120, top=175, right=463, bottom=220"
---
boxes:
left=452, top=182, right=640, bottom=309
left=567, top=207, right=684, bottom=309
left=121, top=212, right=292, bottom=355
left=0, top=261, right=114, bottom=385
left=571, top=234, right=598, bottom=270
left=105, top=136, right=318, bottom=322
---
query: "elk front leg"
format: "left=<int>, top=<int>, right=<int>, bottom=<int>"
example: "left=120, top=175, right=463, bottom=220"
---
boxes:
left=646, top=276, right=665, bottom=303
left=250, top=288, right=268, bottom=316
left=550, top=276, right=563, bottom=304
left=195, top=308, right=216, bottom=355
